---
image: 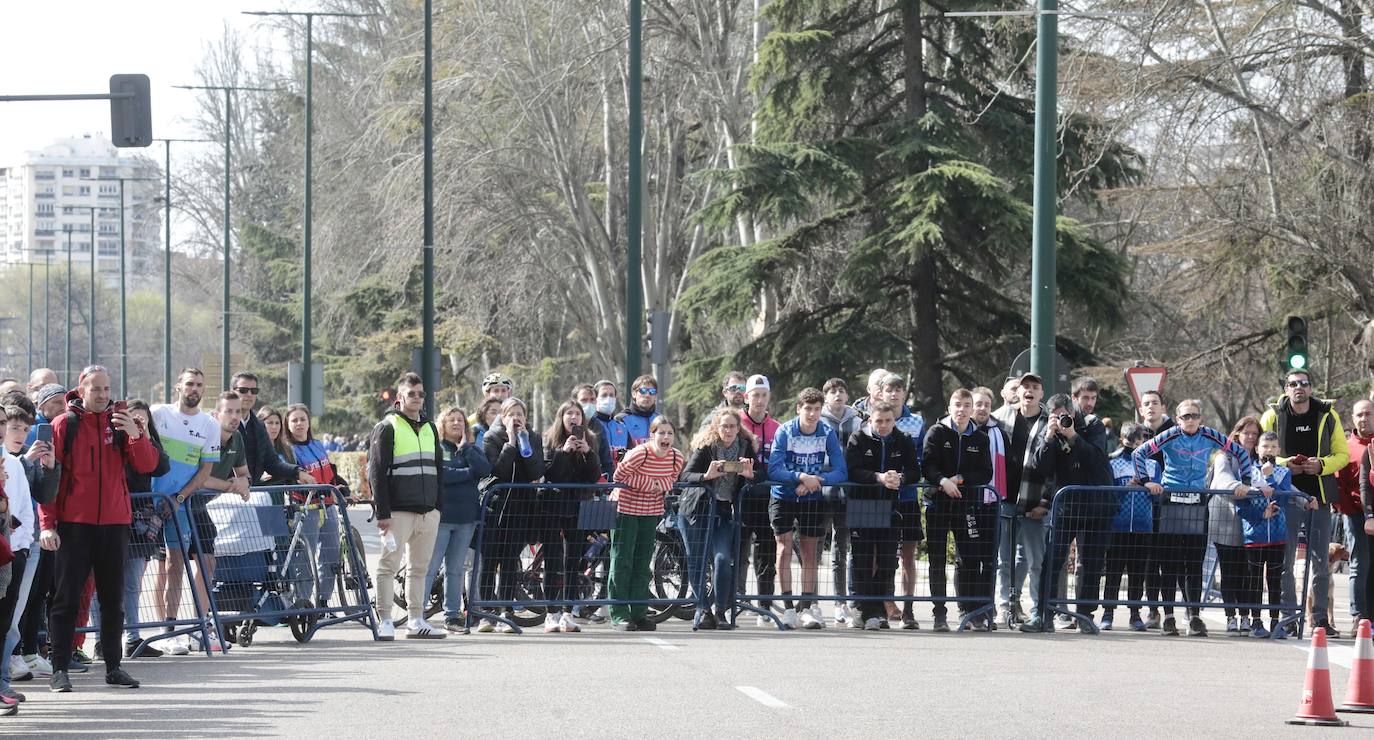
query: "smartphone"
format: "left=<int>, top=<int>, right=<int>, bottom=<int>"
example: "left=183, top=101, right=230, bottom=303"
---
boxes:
left=720, top=461, right=743, bottom=474
left=570, top=424, right=585, bottom=440
left=111, top=400, right=129, bottom=415
left=35, top=423, right=52, bottom=445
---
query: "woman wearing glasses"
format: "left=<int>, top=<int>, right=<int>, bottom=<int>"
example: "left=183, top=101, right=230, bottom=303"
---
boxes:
left=1132, top=400, right=1252, bottom=638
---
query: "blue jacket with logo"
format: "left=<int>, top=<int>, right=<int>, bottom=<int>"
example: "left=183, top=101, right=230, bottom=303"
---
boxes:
left=1110, top=448, right=1158, bottom=533
left=1236, top=465, right=1309, bottom=546
left=768, top=418, right=847, bottom=501
left=1133, top=425, right=1252, bottom=490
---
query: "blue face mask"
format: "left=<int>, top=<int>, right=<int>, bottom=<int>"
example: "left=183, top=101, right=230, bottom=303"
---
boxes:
left=595, top=396, right=617, bottom=416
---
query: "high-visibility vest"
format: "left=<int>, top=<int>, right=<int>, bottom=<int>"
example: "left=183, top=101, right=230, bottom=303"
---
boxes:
left=385, top=413, right=440, bottom=508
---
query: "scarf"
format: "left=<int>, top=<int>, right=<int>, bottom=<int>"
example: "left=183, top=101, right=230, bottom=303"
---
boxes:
left=710, top=438, right=743, bottom=502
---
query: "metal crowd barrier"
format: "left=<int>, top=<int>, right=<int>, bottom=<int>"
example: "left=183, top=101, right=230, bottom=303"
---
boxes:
left=1042, top=485, right=1314, bottom=639
left=732, top=481, right=1002, bottom=632
left=76, top=491, right=221, bottom=657
left=464, top=482, right=707, bottom=635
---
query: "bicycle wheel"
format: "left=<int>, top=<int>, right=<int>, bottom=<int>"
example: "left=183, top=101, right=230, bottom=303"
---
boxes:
left=650, top=539, right=693, bottom=622
left=424, top=569, right=445, bottom=619
left=510, top=544, right=547, bottom=627
left=393, top=566, right=410, bottom=612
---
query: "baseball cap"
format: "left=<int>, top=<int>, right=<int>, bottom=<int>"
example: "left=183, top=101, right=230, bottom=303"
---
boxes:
left=1014, top=371, right=1044, bottom=387
left=745, top=374, right=770, bottom=393
left=482, top=373, right=513, bottom=390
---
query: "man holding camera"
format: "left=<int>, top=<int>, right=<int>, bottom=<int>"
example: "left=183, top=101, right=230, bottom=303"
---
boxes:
left=1260, top=368, right=1349, bottom=636
left=39, top=365, right=159, bottom=691
left=1025, top=394, right=1114, bottom=632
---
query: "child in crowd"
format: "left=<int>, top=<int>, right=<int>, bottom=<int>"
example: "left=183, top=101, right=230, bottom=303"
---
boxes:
left=1236, top=432, right=1316, bottom=638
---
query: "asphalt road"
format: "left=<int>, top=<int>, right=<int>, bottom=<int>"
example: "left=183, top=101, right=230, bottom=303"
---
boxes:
left=5, top=506, right=1370, bottom=738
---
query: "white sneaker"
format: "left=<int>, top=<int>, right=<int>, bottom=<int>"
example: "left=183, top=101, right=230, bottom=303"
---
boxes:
left=808, top=605, right=827, bottom=629
left=864, top=617, right=881, bottom=631
left=167, top=636, right=190, bottom=656
left=23, top=654, right=52, bottom=678
left=499, top=619, right=517, bottom=634
left=781, top=608, right=799, bottom=629
left=755, top=614, right=771, bottom=628
left=9, top=655, right=32, bottom=680
left=376, top=619, right=396, bottom=641
left=544, top=613, right=561, bottom=633
left=834, top=603, right=853, bottom=626
left=850, top=613, right=867, bottom=629
left=559, top=612, right=581, bottom=633
left=406, top=618, right=446, bottom=639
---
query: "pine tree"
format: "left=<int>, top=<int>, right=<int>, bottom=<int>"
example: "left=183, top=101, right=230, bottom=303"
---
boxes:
left=677, top=0, right=1141, bottom=415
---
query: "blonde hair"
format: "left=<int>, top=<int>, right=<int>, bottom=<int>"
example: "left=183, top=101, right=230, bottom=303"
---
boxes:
left=689, top=408, right=756, bottom=451
left=437, top=406, right=472, bottom=444
left=1176, top=399, right=1203, bottom=416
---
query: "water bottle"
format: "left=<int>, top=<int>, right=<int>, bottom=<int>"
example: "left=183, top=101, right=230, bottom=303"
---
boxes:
left=517, top=429, right=532, bottom=458
left=383, top=531, right=398, bottom=554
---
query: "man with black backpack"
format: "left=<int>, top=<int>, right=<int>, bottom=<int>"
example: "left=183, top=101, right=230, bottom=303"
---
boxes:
left=38, top=365, right=159, bottom=692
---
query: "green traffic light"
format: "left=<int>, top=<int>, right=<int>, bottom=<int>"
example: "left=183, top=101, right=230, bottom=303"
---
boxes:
left=1290, top=354, right=1307, bottom=370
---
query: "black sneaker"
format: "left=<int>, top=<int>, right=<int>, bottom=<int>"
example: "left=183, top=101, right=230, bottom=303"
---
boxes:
left=1187, top=616, right=1208, bottom=637
left=443, top=618, right=468, bottom=634
left=877, top=619, right=891, bottom=629
left=697, top=610, right=718, bottom=630
left=714, top=611, right=735, bottom=630
left=634, top=618, right=657, bottom=632
left=49, top=670, right=72, bottom=693
left=1019, top=618, right=1045, bottom=633
left=1314, top=620, right=1341, bottom=639
left=105, top=668, right=140, bottom=689
left=1161, top=616, right=1179, bottom=636
left=612, top=621, right=639, bottom=632
left=932, top=617, right=950, bottom=633
left=125, top=640, right=163, bottom=659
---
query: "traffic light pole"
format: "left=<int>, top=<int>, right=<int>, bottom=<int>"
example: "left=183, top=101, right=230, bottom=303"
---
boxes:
left=625, top=0, right=644, bottom=393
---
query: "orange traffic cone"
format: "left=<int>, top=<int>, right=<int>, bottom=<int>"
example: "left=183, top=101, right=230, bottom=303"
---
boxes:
left=1339, top=619, right=1374, bottom=714
left=1287, top=627, right=1349, bottom=726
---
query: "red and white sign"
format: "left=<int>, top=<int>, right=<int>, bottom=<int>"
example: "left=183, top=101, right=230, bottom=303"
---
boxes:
left=1123, top=366, right=1167, bottom=409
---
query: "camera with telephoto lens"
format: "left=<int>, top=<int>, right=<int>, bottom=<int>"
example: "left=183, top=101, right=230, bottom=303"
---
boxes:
left=1055, top=413, right=1074, bottom=428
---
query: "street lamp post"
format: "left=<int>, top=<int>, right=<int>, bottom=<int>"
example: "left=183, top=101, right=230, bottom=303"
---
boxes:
left=89, top=207, right=95, bottom=367
left=173, top=85, right=271, bottom=389
left=422, top=0, right=435, bottom=414
left=115, top=177, right=159, bottom=398
left=626, top=0, right=644, bottom=394
left=43, top=249, right=50, bottom=369
left=27, top=264, right=33, bottom=377
left=244, top=9, right=371, bottom=412
left=152, top=138, right=213, bottom=402
left=63, top=226, right=72, bottom=384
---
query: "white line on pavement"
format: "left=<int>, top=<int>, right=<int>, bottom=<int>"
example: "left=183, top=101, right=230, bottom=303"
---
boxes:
left=735, top=686, right=789, bottom=708
left=641, top=636, right=679, bottom=651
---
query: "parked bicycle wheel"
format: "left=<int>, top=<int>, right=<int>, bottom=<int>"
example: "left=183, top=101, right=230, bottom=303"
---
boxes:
left=649, top=536, right=693, bottom=622
left=510, top=543, right=547, bottom=627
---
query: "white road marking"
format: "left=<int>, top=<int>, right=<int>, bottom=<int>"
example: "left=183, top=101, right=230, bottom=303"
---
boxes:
left=642, top=636, right=679, bottom=651
left=735, top=685, right=789, bottom=708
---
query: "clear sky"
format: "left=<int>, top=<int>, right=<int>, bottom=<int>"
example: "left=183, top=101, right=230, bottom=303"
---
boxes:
left=0, top=0, right=293, bottom=165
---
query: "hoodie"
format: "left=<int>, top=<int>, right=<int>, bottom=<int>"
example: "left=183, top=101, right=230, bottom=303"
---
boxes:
left=844, top=424, right=920, bottom=500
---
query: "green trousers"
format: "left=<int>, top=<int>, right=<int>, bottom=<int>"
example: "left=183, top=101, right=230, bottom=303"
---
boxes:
left=608, top=513, right=658, bottom=623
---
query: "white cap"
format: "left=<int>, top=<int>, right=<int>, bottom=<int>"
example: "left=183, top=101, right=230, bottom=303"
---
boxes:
left=745, top=374, right=770, bottom=393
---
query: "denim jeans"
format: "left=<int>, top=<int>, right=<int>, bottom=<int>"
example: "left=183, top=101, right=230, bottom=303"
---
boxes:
left=0, top=548, right=40, bottom=690
left=679, top=504, right=736, bottom=615
left=424, top=521, right=478, bottom=620
left=1007, top=516, right=1047, bottom=620
left=1282, top=505, right=1332, bottom=622
left=88, top=555, right=148, bottom=644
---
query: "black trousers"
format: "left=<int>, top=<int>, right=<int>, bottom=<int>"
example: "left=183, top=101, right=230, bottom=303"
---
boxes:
left=1158, top=533, right=1205, bottom=617
left=20, top=547, right=54, bottom=654
left=849, top=528, right=896, bottom=622
left=1214, top=543, right=1252, bottom=619
left=48, top=522, right=129, bottom=672
left=1103, top=532, right=1149, bottom=612
left=926, top=498, right=995, bottom=618
left=1246, top=545, right=1284, bottom=621
left=0, top=548, right=30, bottom=650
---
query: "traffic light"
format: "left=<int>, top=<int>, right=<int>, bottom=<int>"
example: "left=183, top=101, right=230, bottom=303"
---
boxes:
left=380, top=388, right=394, bottom=404
left=1284, top=315, right=1309, bottom=371
left=109, top=74, right=152, bottom=147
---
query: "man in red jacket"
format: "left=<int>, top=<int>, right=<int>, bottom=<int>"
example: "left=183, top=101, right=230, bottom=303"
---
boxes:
left=1338, top=399, right=1374, bottom=629
left=38, top=365, right=159, bottom=692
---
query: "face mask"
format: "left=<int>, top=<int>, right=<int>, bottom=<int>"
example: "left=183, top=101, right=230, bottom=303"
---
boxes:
left=581, top=403, right=597, bottom=422
left=596, top=396, right=617, bottom=416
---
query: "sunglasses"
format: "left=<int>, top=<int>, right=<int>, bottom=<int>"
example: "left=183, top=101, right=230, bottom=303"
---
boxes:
left=724, top=384, right=746, bottom=393
left=233, top=386, right=260, bottom=395
left=403, top=390, right=426, bottom=399
left=1287, top=380, right=1312, bottom=388
left=1178, top=413, right=1201, bottom=421
left=637, top=387, right=658, bottom=396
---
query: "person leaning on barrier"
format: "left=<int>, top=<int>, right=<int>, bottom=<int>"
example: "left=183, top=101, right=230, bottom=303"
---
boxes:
left=540, top=400, right=602, bottom=634
left=1259, top=368, right=1349, bottom=638
left=424, top=407, right=490, bottom=634
left=992, top=372, right=1048, bottom=630
left=117, top=401, right=171, bottom=658
left=478, top=397, right=545, bottom=634
left=1103, top=423, right=1159, bottom=632
left=1336, top=399, right=1372, bottom=631
left=845, top=400, right=919, bottom=631
left=39, top=365, right=159, bottom=692
left=367, top=372, right=445, bottom=641
left=1026, top=393, right=1114, bottom=633
left=609, top=416, right=685, bottom=632
left=923, top=389, right=997, bottom=632
left=1207, top=416, right=1266, bottom=636
left=228, top=373, right=315, bottom=490
left=878, top=374, right=928, bottom=630
left=1132, top=399, right=1252, bottom=639
left=680, top=407, right=757, bottom=631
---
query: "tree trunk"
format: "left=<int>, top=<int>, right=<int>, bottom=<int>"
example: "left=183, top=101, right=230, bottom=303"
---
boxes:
left=901, top=0, right=941, bottom=415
